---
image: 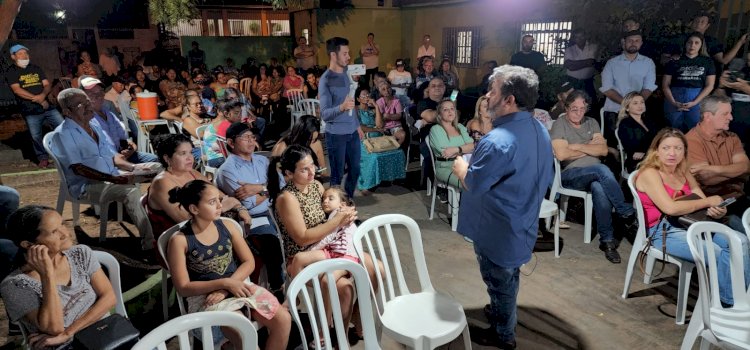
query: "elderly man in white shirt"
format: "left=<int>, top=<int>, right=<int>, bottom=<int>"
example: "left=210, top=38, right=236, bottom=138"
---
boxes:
left=564, top=29, right=599, bottom=101
left=599, top=30, right=657, bottom=146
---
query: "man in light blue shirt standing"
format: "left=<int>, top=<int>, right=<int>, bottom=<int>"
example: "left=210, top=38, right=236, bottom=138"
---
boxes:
left=453, top=65, right=554, bottom=349
left=599, top=30, right=657, bottom=145
left=319, top=37, right=364, bottom=198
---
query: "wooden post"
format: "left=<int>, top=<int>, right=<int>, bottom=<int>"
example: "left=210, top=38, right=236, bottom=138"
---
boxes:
left=261, top=10, right=269, bottom=36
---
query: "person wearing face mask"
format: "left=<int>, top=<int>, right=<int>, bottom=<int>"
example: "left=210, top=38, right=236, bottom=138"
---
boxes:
left=5, top=44, right=64, bottom=169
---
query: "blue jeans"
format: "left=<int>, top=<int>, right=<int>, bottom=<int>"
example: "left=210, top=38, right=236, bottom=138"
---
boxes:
left=560, top=164, right=634, bottom=243
left=325, top=131, right=361, bottom=198
left=24, top=108, right=64, bottom=160
left=664, top=87, right=702, bottom=133
left=649, top=217, right=750, bottom=305
left=254, top=117, right=267, bottom=145
left=0, top=185, right=20, bottom=231
left=127, top=151, right=159, bottom=164
left=475, top=245, right=519, bottom=343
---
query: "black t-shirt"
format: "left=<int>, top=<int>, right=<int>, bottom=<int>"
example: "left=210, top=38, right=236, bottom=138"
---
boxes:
left=416, top=98, right=439, bottom=142
left=509, top=51, right=546, bottom=72
left=665, top=55, right=716, bottom=89
left=4, top=64, right=47, bottom=115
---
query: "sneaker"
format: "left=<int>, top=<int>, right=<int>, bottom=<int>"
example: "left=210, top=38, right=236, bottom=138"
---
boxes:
left=38, top=159, right=50, bottom=169
left=468, top=325, right=517, bottom=349
left=437, top=189, right=448, bottom=204
left=599, top=241, right=621, bottom=264
left=463, top=236, right=474, bottom=243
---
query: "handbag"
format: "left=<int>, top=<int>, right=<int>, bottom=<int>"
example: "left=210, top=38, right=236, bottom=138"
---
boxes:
left=363, top=135, right=399, bottom=153
left=671, top=193, right=730, bottom=228
left=72, top=314, right=140, bottom=350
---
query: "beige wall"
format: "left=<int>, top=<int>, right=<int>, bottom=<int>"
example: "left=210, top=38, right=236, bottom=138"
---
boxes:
left=317, top=0, right=403, bottom=72
left=314, top=0, right=557, bottom=89
left=95, top=27, right=160, bottom=67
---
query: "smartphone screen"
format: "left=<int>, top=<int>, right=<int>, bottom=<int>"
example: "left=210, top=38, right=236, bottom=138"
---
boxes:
left=717, top=197, right=736, bottom=208
left=450, top=90, right=459, bottom=101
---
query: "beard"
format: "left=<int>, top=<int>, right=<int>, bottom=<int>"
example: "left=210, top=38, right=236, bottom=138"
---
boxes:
left=625, top=46, right=639, bottom=54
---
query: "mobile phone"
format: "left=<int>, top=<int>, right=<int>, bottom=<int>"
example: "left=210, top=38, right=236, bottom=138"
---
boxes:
left=717, top=197, right=736, bottom=208
left=450, top=89, right=459, bottom=101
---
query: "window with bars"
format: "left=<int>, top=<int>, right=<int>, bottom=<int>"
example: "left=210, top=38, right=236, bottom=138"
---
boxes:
left=520, top=20, right=573, bottom=65
left=443, top=27, right=480, bottom=68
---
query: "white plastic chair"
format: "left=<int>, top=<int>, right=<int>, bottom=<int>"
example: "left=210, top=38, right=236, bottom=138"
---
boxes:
left=353, top=214, right=471, bottom=349
left=540, top=199, right=562, bottom=257
left=195, top=124, right=217, bottom=177
left=16, top=251, right=129, bottom=344
left=128, top=108, right=172, bottom=154
left=599, top=108, right=605, bottom=134
left=613, top=127, right=630, bottom=181
left=43, top=133, right=123, bottom=242
left=287, top=89, right=305, bottom=128
left=300, top=98, right=321, bottom=117
left=550, top=158, right=593, bottom=244
left=426, top=136, right=460, bottom=231
left=681, top=222, right=750, bottom=350
left=621, top=171, right=695, bottom=325
left=287, top=259, right=381, bottom=350
left=743, top=208, right=749, bottom=235
left=132, top=311, right=258, bottom=350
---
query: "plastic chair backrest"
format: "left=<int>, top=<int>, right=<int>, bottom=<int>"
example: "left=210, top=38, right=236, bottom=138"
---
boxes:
left=353, top=214, right=434, bottom=313
left=59, top=77, right=72, bottom=89
left=743, top=208, right=750, bottom=237
left=686, top=221, right=750, bottom=344
left=92, top=250, right=128, bottom=318
left=42, top=133, right=75, bottom=201
left=131, top=311, right=258, bottom=350
left=287, top=259, right=381, bottom=350
left=549, top=157, right=563, bottom=201
left=614, top=127, right=628, bottom=178
left=287, top=89, right=304, bottom=112
left=424, top=135, right=439, bottom=184
left=599, top=109, right=605, bottom=134
left=239, top=78, right=252, bottom=97
left=299, top=98, right=320, bottom=117
left=627, top=171, right=648, bottom=247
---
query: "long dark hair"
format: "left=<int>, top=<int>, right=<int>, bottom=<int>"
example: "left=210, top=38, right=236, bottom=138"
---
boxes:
left=168, top=180, right=213, bottom=216
left=283, top=115, right=320, bottom=148
left=267, top=144, right=314, bottom=204
left=5, top=205, right=56, bottom=269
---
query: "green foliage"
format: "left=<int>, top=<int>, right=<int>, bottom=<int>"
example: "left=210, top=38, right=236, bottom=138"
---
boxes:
left=556, top=0, right=717, bottom=58
left=148, top=0, right=198, bottom=26
left=537, top=64, right=568, bottom=108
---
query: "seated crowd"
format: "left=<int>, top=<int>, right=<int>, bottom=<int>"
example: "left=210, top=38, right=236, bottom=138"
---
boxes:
left=1, top=14, right=750, bottom=349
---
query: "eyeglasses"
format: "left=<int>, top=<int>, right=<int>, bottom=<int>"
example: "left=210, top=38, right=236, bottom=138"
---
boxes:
left=235, top=134, right=256, bottom=142
left=568, top=106, right=589, bottom=113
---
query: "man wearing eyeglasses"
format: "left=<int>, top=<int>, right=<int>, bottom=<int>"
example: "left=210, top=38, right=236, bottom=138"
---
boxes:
left=50, top=88, right=155, bottom=250
left=215, top=122, right=285, bottom=299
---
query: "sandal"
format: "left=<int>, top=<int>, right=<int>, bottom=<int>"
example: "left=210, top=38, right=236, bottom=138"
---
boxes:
left=559, top=221, right=571, bottom=229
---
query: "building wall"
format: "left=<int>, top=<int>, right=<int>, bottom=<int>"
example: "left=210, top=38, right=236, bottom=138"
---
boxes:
left=95, top=28, right=160, bottom=67
left=316, top=0, right=403, bottom=73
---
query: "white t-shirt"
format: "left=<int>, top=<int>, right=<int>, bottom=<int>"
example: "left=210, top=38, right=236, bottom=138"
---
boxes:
left=388, top=69, right=412, bottom=96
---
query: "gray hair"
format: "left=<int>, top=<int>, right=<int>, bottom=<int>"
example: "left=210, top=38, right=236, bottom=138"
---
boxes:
left=699, top=94, right=732, bottom=120
left=57, top=88, right=87, bottom=111
left=488, top=65, right=540, bottom=110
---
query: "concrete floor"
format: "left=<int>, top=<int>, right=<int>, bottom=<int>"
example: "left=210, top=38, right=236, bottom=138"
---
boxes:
left=0, top=173, right=697, bottom=350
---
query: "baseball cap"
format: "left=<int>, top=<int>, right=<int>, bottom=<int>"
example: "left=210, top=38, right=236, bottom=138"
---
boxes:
left=395, top=59, right=404, bottom=66
left=227, top=78, right=239, bottom=85
left=10, top=44, right=29, bottom=55
left=225, top=122, right=259, bottom=141
left=79, top=76, right=103, bottom=90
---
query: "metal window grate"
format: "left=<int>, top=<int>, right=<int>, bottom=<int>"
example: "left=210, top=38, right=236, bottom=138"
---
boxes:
left=443, top=26, right=480, bottom=68
left=520, top=20, right=573, bottom=65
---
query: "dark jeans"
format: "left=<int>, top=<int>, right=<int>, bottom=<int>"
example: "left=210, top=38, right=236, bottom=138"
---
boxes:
left=475, top=245, right=519, bottom=343
left=560, top=164, right=634, bottom=243
left=363, top=67, right=378, bottom=88
left=127, top=151, right=159, bottom=164
left=325, top=131, right=361, bottom=198
left=247, top=212, right=284, bottom=291
left=0, top=185, right=20, bottom=231
left=24, top=108, right=64, bottom=161
left=602, top=111, right=619, bottom=148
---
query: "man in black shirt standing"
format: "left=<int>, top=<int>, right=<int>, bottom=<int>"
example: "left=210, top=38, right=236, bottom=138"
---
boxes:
left=509, top=35, right=546, bottom=74
left=5, top=44, right=63, bottom=168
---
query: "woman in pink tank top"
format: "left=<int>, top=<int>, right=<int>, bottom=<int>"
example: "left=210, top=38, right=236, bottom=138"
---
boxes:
left=634, top=128, right=749, bottom=306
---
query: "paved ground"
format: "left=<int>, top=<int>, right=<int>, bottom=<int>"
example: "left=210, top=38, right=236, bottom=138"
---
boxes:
left=0, top=169, right=695, bottom=349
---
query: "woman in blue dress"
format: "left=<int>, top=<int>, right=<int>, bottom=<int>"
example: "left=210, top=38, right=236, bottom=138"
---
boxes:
left=355, top=87, right=406, bottom=195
